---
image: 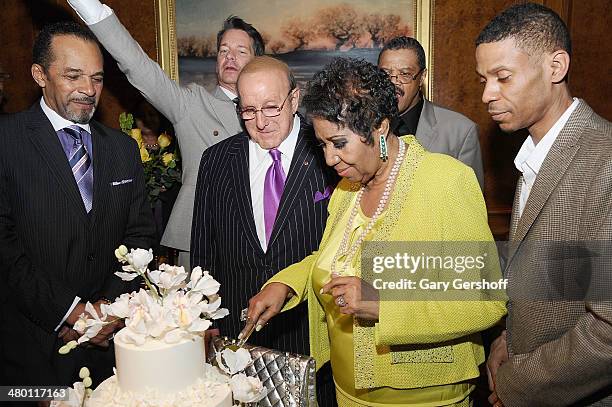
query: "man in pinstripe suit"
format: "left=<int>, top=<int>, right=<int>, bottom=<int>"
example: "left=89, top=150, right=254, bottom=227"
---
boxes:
left=191, top=56, right=338, bottom=405
left=477, top=4, right=612, bottom=406
left=0, top=22, right=155, bottom=389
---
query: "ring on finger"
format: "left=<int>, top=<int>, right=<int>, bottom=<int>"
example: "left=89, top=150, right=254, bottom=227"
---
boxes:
left=336, top=295, right=347, bottom=307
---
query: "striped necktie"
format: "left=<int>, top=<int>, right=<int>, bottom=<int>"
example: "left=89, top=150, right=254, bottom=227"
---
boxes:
left=61, top=126, right=93, bottom=212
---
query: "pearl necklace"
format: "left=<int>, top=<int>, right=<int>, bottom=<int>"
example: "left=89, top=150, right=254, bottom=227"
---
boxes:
left=330, top=139, right=407, bottom=276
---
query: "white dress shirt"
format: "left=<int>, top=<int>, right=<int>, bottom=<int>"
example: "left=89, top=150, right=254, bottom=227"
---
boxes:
left=514, top=98, right=579, bottom=217
left=219, top=86, right=238, bottom=102
left=249, top=115, right=300, bottom=252
left=40, top=97, right=91, bottom=134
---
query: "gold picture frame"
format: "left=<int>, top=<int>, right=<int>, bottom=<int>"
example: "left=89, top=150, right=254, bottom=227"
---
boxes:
left=154, top=0, right=433, bottom=98
left=154, top=0, right=178, bottom=82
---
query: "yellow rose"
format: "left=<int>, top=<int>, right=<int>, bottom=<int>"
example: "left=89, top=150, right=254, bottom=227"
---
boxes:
left=139, top=146, right=151, bottom=162
left=131, top=128, right=144, bottom=149
left=162, top=152, right=174, bottom=166
left=158, top=132, right=172, bottom=148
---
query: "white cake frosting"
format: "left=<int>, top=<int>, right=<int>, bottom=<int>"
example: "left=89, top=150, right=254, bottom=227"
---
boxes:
left=87, top=367, right=232, bottom=407
left=87, top=329, right=232, bottom=407
left=114, top=329, right=206, bottom=393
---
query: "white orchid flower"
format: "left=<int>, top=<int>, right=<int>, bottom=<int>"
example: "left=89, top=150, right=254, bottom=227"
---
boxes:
left=216, top=347, right=252, bottom=375
left=123, top=289, right=172, bottom=341
left=229, top=373, right=267, bottom=402
left=105, top=293, right=131, bottom=319
left=187, top=317, right=212, bottom=333
left=200, top=297, right=229, bottom=320
left=170, top=291, right=203, bottom=329
left=73, top=246, right=233, bottom=348
left=189, top=271, right=221, bottom=296
left=72, top=313, right=89, bottom=334
left=148, top=264, right=188, bottom=291
left=186, top=266, right=203, bottom=288
left=185, top=267, right=204, bottom=283
left=73, top=302, right=108, bottom=344
left=125, top=290, right=155, bottom=333
left=125, top=248, right=153, bottom=272
left=114, top=270, right=140, bottom=281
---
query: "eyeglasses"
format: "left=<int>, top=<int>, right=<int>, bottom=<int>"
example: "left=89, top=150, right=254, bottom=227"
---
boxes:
left=238, top=89, right=295, bottom=120
left=382, top=68, right=424, bottom=84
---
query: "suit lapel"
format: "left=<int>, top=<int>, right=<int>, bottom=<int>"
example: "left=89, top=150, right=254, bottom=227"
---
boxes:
left=25, top=105, right=89, bottom=224
left=210, top=86, right=240, bottom=136
left=268, top=124, right=317, bottom=247
left=230, top=134, right=265, bottom=255
left=512, top=122, right=581, bottom=243
left=414, top=99, right=436, bottom=148
left=505, top=180, right=523, bottom=266
left=88, top=121, right=111, bottom=226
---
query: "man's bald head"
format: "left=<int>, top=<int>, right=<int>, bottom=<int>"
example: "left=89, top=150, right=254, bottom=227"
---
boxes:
left=237, top=56, right=296, bottom=97
left=236, top=56, right=300, bottom=149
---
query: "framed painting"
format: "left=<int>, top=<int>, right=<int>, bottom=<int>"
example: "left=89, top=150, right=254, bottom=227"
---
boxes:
left=155, top=0, right=434, bottom=98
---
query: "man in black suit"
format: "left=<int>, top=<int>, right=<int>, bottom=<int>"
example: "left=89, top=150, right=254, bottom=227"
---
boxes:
left=0, top=22, right=155, bottom=389
left=191, top=56, right=338, bottom=405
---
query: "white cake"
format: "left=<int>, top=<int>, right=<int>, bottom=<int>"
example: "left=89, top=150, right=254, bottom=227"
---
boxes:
left=86, top=329, right=233, bottom=407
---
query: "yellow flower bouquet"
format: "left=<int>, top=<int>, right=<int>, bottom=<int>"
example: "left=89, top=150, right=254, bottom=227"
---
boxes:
left=120, top=112, right=181, bottom=204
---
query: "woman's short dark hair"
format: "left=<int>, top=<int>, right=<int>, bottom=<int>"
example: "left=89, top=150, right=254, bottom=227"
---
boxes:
left=303, top=57, right=398, bottom=144
left=33, top=21, right=99, bottom=71
left=216, top=16, right=265, bottom=56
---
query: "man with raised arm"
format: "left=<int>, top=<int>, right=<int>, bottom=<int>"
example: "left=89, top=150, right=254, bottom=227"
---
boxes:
left=68, top=0, right=265, bottom=270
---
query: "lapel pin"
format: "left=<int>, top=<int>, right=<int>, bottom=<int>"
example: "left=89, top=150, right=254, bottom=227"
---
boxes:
left=213, top=130, right=219, bottom=137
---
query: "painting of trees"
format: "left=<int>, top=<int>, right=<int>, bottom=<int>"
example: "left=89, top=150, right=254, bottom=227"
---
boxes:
left=315, top=4, right=362, bottom=50
left=177, top=2, right=414, bottom=56
left=363, top=14, right=413, bottom=48
left=282, top=18, right=313, bottom=51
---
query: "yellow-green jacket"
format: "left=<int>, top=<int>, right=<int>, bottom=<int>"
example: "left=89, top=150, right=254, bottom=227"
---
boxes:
left=268, top=136, right=507, bottom=390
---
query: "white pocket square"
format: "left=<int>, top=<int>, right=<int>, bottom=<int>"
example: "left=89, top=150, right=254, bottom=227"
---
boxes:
left=110, top=179, right=133, bottom=186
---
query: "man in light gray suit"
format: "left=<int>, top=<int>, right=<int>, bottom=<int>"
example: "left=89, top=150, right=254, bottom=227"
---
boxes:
left=378, top=36, right=484, bottom=189
left=69, top=0, right=265, bottom=268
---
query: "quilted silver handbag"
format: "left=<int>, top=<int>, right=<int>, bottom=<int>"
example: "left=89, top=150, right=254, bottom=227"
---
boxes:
left=208, top=336, right=317, bottom=407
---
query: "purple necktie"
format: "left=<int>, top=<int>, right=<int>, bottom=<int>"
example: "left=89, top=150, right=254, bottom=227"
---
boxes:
left=263, top=148, right=286, bottom=244
left=62, top=126, right=93, bottom=212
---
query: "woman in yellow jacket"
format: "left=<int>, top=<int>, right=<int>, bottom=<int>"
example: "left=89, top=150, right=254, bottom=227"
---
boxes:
left=242, top=57, right=506, bottom=407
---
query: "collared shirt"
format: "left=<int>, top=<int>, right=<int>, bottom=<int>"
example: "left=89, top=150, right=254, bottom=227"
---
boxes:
left=249, top=115, right=300, bottom=251
left=514, top=98, right=579, bottom=217
left=219, top=86, right=238, bottom=103
left=40, top=98, right=93, bottom=162
left=392, top=96, right=424, bottom=136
